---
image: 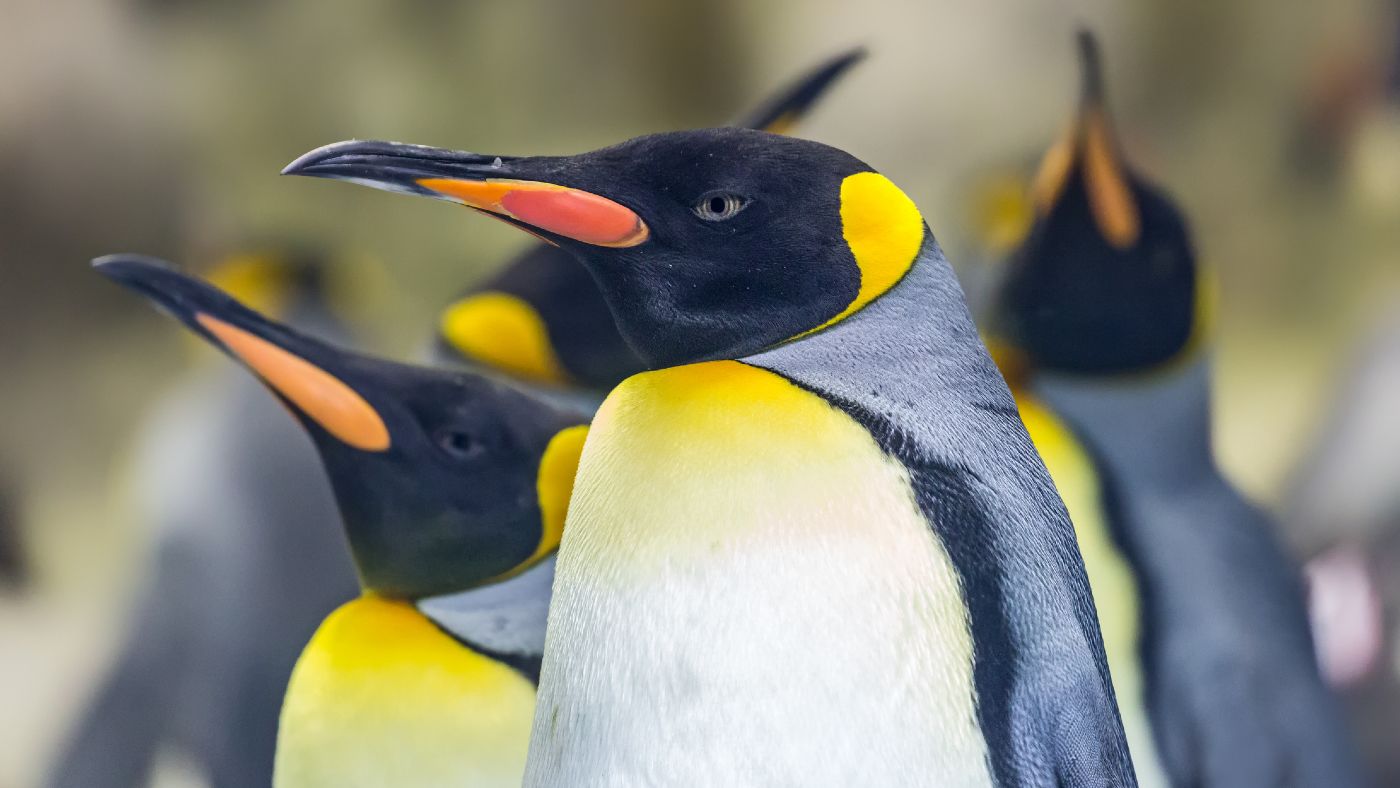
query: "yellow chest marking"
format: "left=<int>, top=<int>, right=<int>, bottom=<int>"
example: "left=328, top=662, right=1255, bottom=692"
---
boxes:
left=566, top=360, right=897, bottom=555
left=1015, top=392, right=1167, bottom=786
left=275, top=596, right=536, bottom=788
left=529, top=361, right=993, bottom=785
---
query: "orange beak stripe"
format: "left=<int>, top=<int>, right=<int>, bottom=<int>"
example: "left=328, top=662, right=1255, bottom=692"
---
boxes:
left=1081, top=109, right=1141, bottom=249
left=196, top=314, right=391, bottom=452
left=418, top=178, right=649, bottom=248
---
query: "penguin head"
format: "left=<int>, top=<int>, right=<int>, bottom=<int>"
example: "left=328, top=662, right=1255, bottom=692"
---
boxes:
left=285, top=129, right=925, bottom=368
left=98, top=256, right=587, bottom=600
left=994, top=30, right=1199, bottom=375
left=432, top=47, right=868, bottom=385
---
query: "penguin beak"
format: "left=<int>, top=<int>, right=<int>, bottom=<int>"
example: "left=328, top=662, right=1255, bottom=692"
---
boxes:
left=95, top=255, right=392, bottom=452
left=735, top=45, right=867, bottom=134
left=282, top=141, right=650, bottom=248
left=1030, top=28, right=1140, bottom=248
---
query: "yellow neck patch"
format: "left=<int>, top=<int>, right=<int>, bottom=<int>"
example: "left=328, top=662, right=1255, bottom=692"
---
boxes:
left=1154, top=262, right=1218, bottom=373
left=971, top=173, right=1034, bottom=255
left=1190, top=263, right=1218, bottom=346
left=798, top=171, right=924, bottom=338
left=529, top=424, right=589, bottom=566
left=439, top=292, right=573, bottom=386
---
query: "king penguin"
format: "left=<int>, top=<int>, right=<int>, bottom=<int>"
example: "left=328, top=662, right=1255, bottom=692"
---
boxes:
left=285, top=129, right=1137, bottom=785
left=96, top=255, right=591, bottom=788
left=993, top=31, right=1361, bottom=788
left=49, top=248, right=358, bottom=788
left=432, top=47, right=866, bottom=398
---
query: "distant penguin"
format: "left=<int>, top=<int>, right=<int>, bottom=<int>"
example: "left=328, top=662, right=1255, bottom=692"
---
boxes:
left=994, top=30, right=1361, bottom=788
left=47, top=249, right=359, bottom=788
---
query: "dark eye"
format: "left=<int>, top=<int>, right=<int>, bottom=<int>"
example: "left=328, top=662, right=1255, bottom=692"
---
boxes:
left=436, top=430, right=483, bottom=460
left=693, top=193, right=749, bottom=222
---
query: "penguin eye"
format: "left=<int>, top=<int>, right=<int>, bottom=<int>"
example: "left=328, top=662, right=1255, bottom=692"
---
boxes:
left=693, top=193, right=749, bottom=222
left=435, top=429, right=484, bottom=461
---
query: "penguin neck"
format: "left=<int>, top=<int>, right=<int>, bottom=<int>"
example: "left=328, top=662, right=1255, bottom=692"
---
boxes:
left=1033, top=353, right=1217, bottom=487
left=747, top=237, right=1016, bottom=419
left=414, top=554, right=555, bottom=682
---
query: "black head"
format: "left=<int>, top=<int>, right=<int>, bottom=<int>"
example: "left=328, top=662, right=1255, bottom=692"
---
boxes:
left=432, top=47, right=867, bottom=387
left=285, top=129, right=927, bottom=367
left=994, top=30, right=1199, bottom=375
left=97, top=255, right=588, bottom=600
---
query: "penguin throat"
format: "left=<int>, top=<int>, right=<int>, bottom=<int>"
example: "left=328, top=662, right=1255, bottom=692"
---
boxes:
left=415, top=554, right=555, bottom=664
left=747, top=239, right=1008, bottom=416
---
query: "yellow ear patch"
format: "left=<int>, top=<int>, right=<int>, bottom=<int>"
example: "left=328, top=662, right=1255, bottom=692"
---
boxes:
left=439, top=292, right=573, bottom=386
left=798, top=172, right=923, bottom=337
left=205, top=253, right=294, bottom=317
left=761, top=111, right=799, bottom=136
left=197, top=314, right=390, bottom=451
left=530, top=424, right=590, bottom=566
left=1083, top=110, right=1141, bottom=248
left=1192, top=264, right=1218, bottom=341
left=1171, top=263, right=1218, bottom=364
left=971, top=174, right=1034, bottom=254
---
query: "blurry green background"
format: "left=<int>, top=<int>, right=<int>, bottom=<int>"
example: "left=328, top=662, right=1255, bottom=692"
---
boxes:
left=2, top=0, right=1398, bottom=785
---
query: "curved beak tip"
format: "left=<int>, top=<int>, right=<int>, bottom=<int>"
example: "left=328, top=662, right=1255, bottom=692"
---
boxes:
left=91, top=254, right=176, bottom=288
left=282, top=141, right=357, bottom=177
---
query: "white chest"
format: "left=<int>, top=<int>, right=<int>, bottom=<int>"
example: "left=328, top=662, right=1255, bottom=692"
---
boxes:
left=525, top=361, right=994, bottom=787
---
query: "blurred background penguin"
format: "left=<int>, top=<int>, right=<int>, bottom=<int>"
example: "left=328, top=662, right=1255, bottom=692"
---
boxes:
left=45, top=246, right=361, bottom=788
left=988, top=31, right=1360, bottom=786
